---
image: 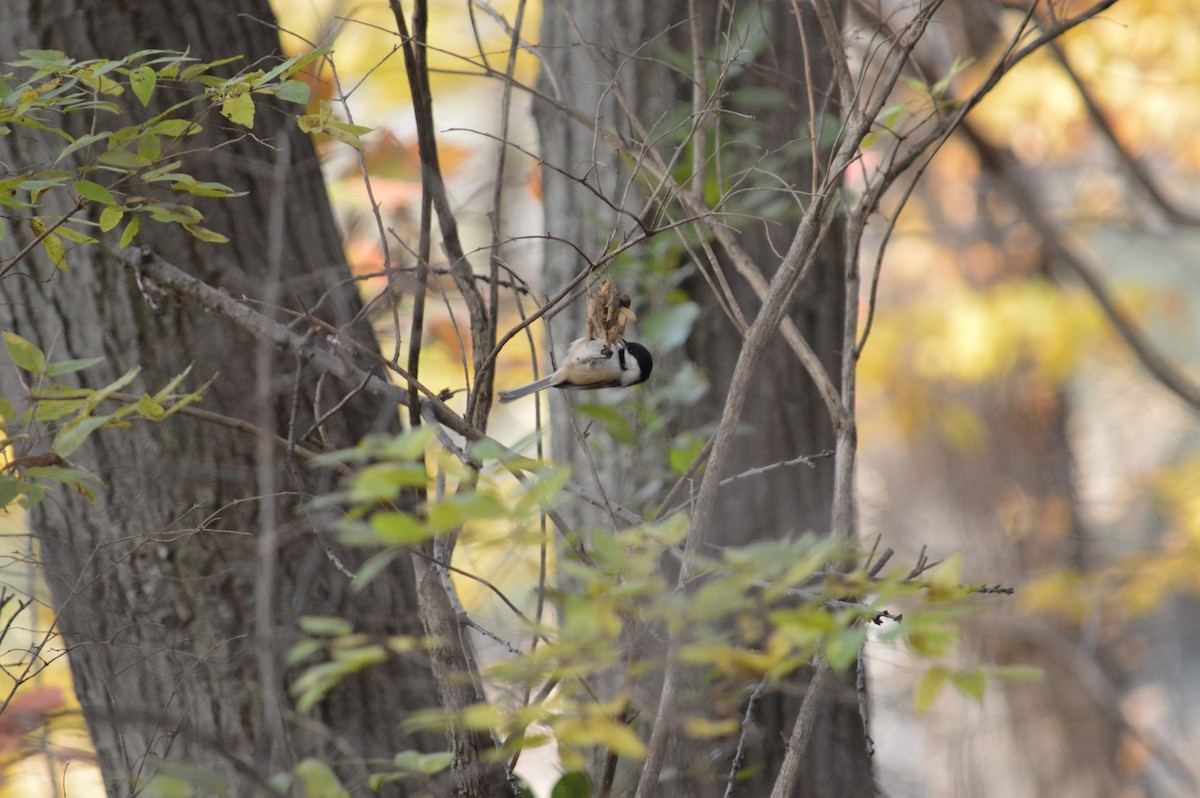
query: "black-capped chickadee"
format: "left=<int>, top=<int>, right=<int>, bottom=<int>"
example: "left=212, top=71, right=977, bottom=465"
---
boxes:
left=498, top=337, right=653, bottom=403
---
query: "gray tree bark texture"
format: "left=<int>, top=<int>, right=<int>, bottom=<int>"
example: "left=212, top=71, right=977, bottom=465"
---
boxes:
left=535, top=1, right=874, bottom=795
left=0, top=2, right=454, bottom=795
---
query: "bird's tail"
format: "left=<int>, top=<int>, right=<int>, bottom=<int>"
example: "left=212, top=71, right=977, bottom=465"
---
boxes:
left=498, top=376, right=555, bottom=403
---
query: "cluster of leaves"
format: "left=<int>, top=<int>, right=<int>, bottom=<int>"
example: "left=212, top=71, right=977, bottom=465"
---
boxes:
left=858, top=279, right=1107, bottom=445
left=0, top=332, right=209, bottom=511
left=280, top=427, right=1018, bottom=793
left=0, top=47, right=320, bottom=268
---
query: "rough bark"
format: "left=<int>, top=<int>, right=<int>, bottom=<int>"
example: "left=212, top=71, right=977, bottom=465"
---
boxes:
left=0, top=2, right=456, bottom=795
left=535, top=1, right=874, bottom=795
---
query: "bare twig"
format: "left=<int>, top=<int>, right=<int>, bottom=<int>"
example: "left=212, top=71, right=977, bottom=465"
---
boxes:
left=389, top=0, right=493, bottom=431
left=723, top=678, right=768, bottom=798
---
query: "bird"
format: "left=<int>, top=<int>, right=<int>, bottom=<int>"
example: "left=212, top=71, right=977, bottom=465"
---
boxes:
left=498, top=337, right=653, bottom=403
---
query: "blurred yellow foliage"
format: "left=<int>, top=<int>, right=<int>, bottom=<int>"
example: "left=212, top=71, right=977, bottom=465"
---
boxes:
left=859, top=280, right=1106, bottom=440
left=1154, top=456, right=1200, bottom=541
left=271, top=0, right=541, bottom=105
left=972, top=0, right=1200, bottom=167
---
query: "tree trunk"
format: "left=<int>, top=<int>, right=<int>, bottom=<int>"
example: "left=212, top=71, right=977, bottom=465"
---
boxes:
left=535, top=1, right=874, bottom=795
left=0, top=2, right=455, bottom=794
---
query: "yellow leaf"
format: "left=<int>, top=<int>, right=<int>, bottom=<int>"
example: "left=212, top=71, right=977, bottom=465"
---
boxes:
left=460, top=703, right=503, bottom=731
left=914, top=666, right=948, bottom=714
left=118, top=214, right=140, bottom=248
left=99, top=205, right=124, bottom=232
left=220, top=91, right=255, bottom=128
left=42, top=231, right=67, bottom=270
left=552, top=715, right=645, bottom=759
left=183, top=224, right=229, bottom=244
left=683, top=716, right=739, bottom=739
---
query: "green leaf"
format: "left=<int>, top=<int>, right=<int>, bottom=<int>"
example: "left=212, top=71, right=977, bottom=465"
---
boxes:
left=57, top=131, right=111, bottom=163
left=323, top=121, right=369, bottom=151
left=514, top=466, right=571, bottom=517
left=377, top=426, right=437, bottom=460
left=914, top=666, right=949, bottom=714
left=641, top=302, right=701, bottom=350
left=135, top=393, right=166, bottom=420
left=137, top=131, right=162, bottom=162
left=950, top=669, right=987, bottom=704
left=298, top=616, right=353, bottom=637
left=0, top=475, right=20, bottom=510
left=393, top=750, right=454, bottom=776
left=24, top=174, right=71, bottom=204
left=150, top=119, right=200, bottom=138
left=99, top=205, right=124, bottom=232
left=426, top=492, right=508, bottom=533
left=330, top=644, right=386, bottom=668
left=824, top=627, right=866, bottom=671
left=129, top=64, right=156, bottom=106
left=294, top=759, right=350, bottom=798
left=349, top=548, right=403, bottom=591
left=286, top=638, right=325, bottom=667
left=668, top=433, right=706, bottom=475
left=52, top=414, right=110, bottom=458
left=0, top=217, right=6, bottom=243
left=14, top=49, right=69, bottom=66
left=4, top=332, right=46, bottom=373
left=148, top=204, right=203, bottom=224
left=171, top=180, right=246, bottom=198
left=44, top=356, right=105, bottom=377
left=118, top=214, right=140, bottom=248
left=148, top=363, right=196, bottom=401
left=276, top=79, right=310, bottom=104
left=139, top=159, right=184, bottom=182
left=180, top=55, right=242, bottom=81
left=365, top=511, right=431, bottom=545
left=575, top=403, right=635, bottom=444
left=989, top=665, right=1043, bottom=683
left=33, top=396, right=86, bottom=422
left=259, top=49, right=323, bottom=84
left=55, top=225, right=99, bottom=245
left=220, top=92, right=255, bottom=127
left=98, top=148, right=152, bottom=169
left=84, top=366, right=140, bottom=413
left=348, top=463, right=427, bottom=502
left=551, top=771, right=594, bottom=798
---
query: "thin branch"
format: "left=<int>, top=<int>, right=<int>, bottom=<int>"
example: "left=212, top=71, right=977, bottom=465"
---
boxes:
left=662, top=449, right=833, bottom=518
left=723, top=678, right=768, bottom=798
left=389, top=0, right=492, bottom=431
